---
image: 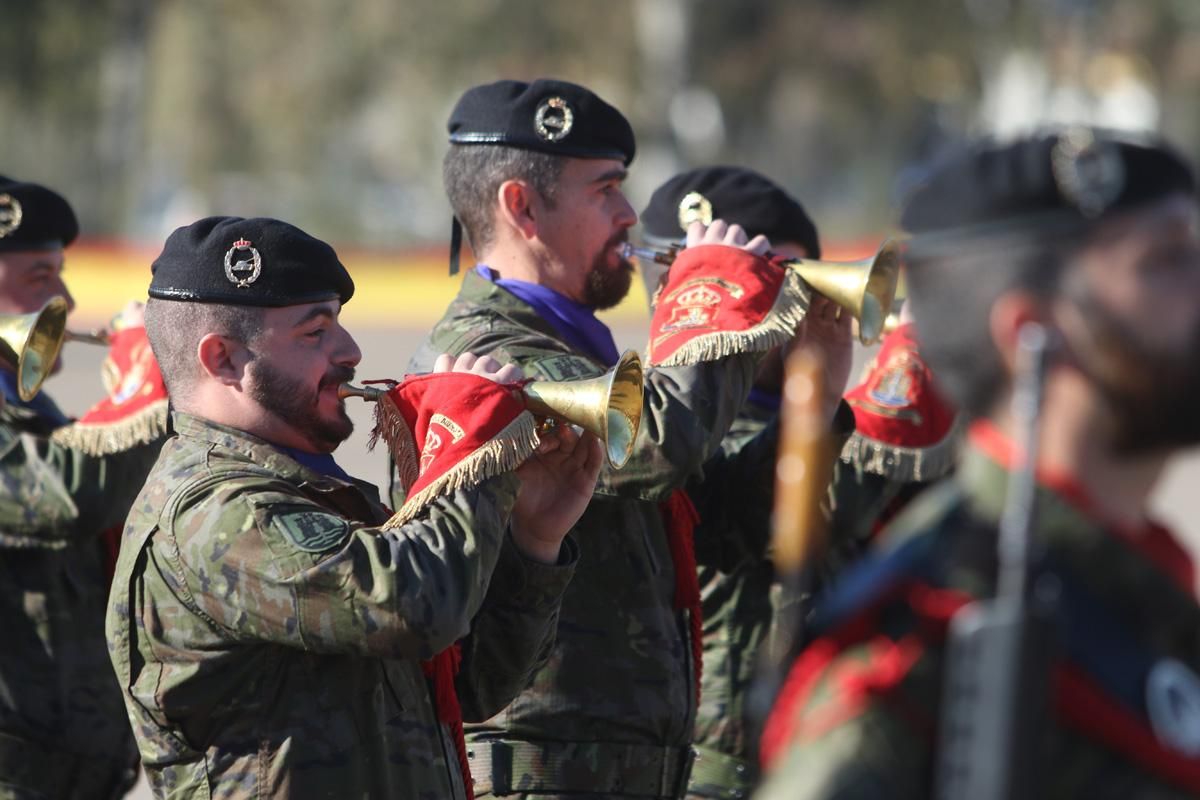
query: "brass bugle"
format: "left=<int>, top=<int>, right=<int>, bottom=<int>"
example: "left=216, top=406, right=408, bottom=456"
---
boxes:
left=621, top=240, right=902, bottom=345
left=880, top=272, right=909, bottom=336
left=0, top=296, right=69, bottom=401
left=66, top=329, right=111, bottom=346
left=339, top=349, right=645, bottom=468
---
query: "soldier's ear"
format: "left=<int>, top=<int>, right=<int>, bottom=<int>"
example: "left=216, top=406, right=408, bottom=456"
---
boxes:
left=497, top=179, right=538, bottom=242
left=196, top=333, right=250, bottom=386
left=989, top=290, right=1053, bottom=376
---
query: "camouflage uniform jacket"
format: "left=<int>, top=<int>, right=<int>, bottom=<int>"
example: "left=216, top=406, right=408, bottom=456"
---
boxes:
left=106, top=412, right=577, bottom=799
left=0, top=398, right=162, bottom=800
left=686, top=400, right=870, bottom=800
left=406, top=271, right=760, bottom=798
left=757, top=435, right=1200, bottom=800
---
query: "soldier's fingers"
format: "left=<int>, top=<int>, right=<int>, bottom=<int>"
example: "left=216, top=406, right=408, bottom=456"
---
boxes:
left=494, top=363, right=525, bottom=383
left=469, top=355, right=504, bottom=378
left=723, top=223, right=749, bottom=247
left=686, top=221, right=707, bottom=249
left=452, top=352, right=478, bottom=373
left=432, top=353, right=455, bottom=373
left=702, top=219, right=729, bottom=245
left=810, top=295, right=838, bottom=320
left=582, top=434, right=605, bottom=476
left=745, top=234, right=771, bottom=256
left=566, top=429, right=598, bottom=471
left=533, top=425, right=565, bottom=455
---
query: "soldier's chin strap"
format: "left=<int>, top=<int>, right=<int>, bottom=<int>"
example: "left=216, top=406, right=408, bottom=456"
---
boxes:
left=449, top=216, right=463, bottom=276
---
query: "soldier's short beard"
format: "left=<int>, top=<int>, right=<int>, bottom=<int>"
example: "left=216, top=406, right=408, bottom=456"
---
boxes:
left=249, top=358, right=355, bottom=452
left=583, top=232, right=634, bottom=311
left=1066, top=291, right=1200, bottom=455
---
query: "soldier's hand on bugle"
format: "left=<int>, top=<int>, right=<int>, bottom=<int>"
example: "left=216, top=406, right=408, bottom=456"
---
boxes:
left=511, top=423, right=602, bottom=564
left=786, top=294, right=853, bottom=424
left=432, top=351, right=524, bottom=383
left=685, top=218, right=772, bottom=255
left=431, top=350, right=602, bottom=563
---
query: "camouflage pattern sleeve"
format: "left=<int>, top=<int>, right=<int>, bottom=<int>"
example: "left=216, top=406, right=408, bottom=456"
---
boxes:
left=755, top=636, right=939, bottom=800
left=165, top=471, right=521, bottom=660
left=456, top=534, right=580, bottom=721
left=689, top=411, right=777, bottom=570
left=0, top=421, right=162, bottom=548
left=427, top=325, right=760, bottom=502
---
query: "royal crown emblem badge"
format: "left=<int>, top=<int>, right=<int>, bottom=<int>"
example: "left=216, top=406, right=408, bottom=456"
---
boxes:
left=0, top=194, right=23, bottom=239
left=224, top=238, right=262, bottom=288
left=677, top=191, right=714, bottom=230
left=534, top=97, right=575, bottom=142
left=661, top=284, right=722, bottom=334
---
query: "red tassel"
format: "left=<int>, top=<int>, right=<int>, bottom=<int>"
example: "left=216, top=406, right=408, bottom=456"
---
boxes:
left=421, top=644, right=473, bottom=797
left=660, top=489, right=704, bottom=706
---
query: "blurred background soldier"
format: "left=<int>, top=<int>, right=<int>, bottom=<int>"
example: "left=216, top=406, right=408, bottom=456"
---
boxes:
left=412, top=79, right=807, bottom=799
left=756, top=129, right=1200, bottom=798
left=109, top=216, right=601, bottom=799
left=639, top=165, right=853, bottom=800
left=0, top=176, right=168, bottom=799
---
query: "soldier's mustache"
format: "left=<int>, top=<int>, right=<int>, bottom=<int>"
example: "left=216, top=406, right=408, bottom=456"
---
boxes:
left=320, top=366, right=356, bottom=391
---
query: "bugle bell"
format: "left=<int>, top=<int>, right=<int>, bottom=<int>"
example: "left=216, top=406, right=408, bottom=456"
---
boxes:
left=66, top=329, right=110, bottom=346
left=0, top=296, right=69, bottom=401
left=880, top=271, right=909, bottom=336
left=340, top=349, right=645, bottom=469
left=622, top=240, right=902, bottom=345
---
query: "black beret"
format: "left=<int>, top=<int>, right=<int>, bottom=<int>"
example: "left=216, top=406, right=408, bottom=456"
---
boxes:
left=448, top=78, right=635, bottom=166
left=0, top=175, right=79, bottom=252
left=149, top=216, right=354, bottom=307
left=901, top=128, right=1195, bottom=241
left=641, top=166, right=821, bottom=259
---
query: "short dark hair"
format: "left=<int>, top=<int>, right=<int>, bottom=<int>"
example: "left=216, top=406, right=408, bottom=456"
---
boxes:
left=443, top=144, right=566, bottom=254
left=906, top=231, right=1074, bottom=420
left=145, top=298, right=265, bottom=401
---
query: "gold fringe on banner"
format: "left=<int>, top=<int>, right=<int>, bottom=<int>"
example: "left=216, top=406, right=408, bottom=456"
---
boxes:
left=651, top=271, right=811, bottom=367
left=838, top=424, right=961, bottom=483
left=367, top=390, right=414, bottom=481
left=49, top=399, right=170, bottom=456
left=381, top=412, right=540, bottom=528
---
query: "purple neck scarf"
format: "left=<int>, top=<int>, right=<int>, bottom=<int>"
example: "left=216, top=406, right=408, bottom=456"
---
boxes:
left=476, top=266, right=620, bottom=367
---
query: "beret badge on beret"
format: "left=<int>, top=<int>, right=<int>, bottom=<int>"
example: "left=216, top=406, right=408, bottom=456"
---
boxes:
left=0, top=194, right=23, bottom=239
left=224, top=237, right=263, bottom=288
left=677, top=191, right=714, bottom=229
left=1051, top=128, right=1126, bottom=218
left=534, top=96, right=575, bottom=142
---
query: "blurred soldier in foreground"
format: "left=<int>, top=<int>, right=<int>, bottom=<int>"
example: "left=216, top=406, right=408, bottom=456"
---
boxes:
left=0, top=175, right=169, bottom=800
left=413, top=79, right=810, bottom=798
left=640, top=166, right=853, bottom=800
left=756, top=130, right=1200, bottom=798
left=107, top=216, right=600, bottom=798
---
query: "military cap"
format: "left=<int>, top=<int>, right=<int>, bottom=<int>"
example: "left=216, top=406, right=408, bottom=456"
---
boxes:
left=901, top=128, right=1195, bottom=241
left=149, top=216, right=354, bottom=307
left=0, top=175, right=79, bottom=252
left=447, top=78, right=636, bottom=166
left=641, top=166, right=821, bottom=258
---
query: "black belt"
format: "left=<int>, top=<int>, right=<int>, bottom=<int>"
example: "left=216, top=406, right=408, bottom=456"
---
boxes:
left=469, top=738, right=697, bottom=798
